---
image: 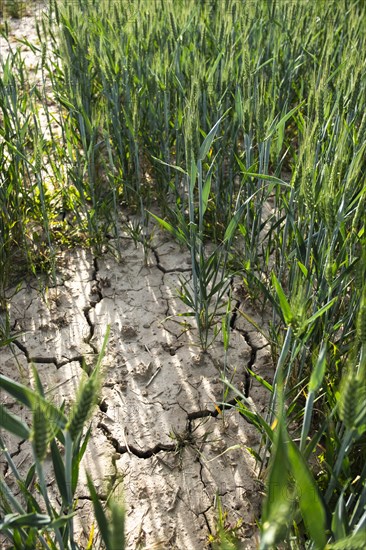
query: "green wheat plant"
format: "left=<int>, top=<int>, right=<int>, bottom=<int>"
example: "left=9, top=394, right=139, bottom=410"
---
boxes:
left=260, top=345, right=366, bottom=550
left=151, top=115, right=248, bottom=350
left=0, top=0, right=28, bottom=20
left=0, top=327, right=126, bottom=549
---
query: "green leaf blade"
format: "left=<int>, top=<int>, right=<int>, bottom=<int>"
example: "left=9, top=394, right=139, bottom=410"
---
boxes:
left=272, top=273, right=292, bottom=325
left=288, top=441, right=327, bottom=549
left=0, top=404, right=30, bottom=440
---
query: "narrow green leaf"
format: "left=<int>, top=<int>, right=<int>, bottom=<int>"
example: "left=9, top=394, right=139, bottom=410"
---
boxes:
left=3, top=138, right=32, bottom=166
left=189, top=158, right=197, bottom=191
left=0, top=375, right=34, bottom=407
left=72, top=426, right=92, bottom=493
left=151, top=155, right=187, bottom=175
left=86, top=472, right=111, bottom=550
left=149, top=212, right=186, bottom=245
left=303, top=298, right=337, bottom=328
left=222, top=316, right=229, bottom=351
left=236, top=401, right=274, bottom=441
left=265, top=101, right=306, bottom=140
left=297, top=261, right=308, bottom=278
left=0, top=375, right=67, bottom=432
left=247, top=369, right=273, bottom=392
left=25, top=464, right=36, bottom=488
left=240, top=171, right=291, bottom=187
left=222, top=379, right=274, bottom=440
left=300, top=390, right=315, bottom=453
left=272, top=273, right=292, bottom=325
left=206, top=51, right=223, bottom=82
left=246, top=446, right=263, bottom=463
left=198, top=112, right=228, bottom=160
left=0, top=404, right=30, bottom=440
left=176, top=311, right=196, bottom=317
left=201, top=173, right=212, bottom=216
left=31, top=365, right=45, bottom=398
left=50, top=440, right=68, bottom=505
left=110, top=498, right=126, bottom=550
left=221, top=377, right=255, bottom=409
left=261, top=416, right=292, bottom=549
left=237, top=309, right=271, bottom=343
left=14, top=37, right=41, bottom=53
left=288, top=440, right=327, bottom=549
left=223, top=184, right=272, bottom=243
left=50, top=512, right=77, bottom=530
left=223, top=202, right=246, bottom=243
left=0, top=512, right=50, bottom=529
left=332, top=492, right=348, bottom=541
left=233, top=402, right=262, bottom=430
left=55, top=94, right=76, bottom=111
left=309, top=344, right=327, bottom=392
left=94, top=325, right=110, bottom=373
left=0, top=476, right=25, bottom=515
left=328, top=529, right=366, bottom=549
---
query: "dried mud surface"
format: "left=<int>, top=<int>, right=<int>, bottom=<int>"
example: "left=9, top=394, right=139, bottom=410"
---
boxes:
left=0, top=6, right=274, bottom=549
left=2, top=234, right=274, bottom=549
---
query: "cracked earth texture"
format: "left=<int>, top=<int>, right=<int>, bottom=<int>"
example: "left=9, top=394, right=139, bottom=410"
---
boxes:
left=1, top=231, right=273, bottom=549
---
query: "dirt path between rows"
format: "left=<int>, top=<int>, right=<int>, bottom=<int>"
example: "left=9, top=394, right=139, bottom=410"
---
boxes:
left=2, top=234, right=274, bottom=548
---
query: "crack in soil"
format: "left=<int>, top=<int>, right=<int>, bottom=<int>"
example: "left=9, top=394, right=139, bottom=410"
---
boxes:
left=11, top=339, right=84, bottom=371
left=12, top=339, right=59, bottom=369
left=238, top=329, right=257, bottom=398
left=152, top=246, right=191, bottom=275
left=2, top=438, right=27, bottom=478
left=153, top=246, right=181, bottom=321
left=96, top=392, right=258, bottom=465
left=74, top=495, right=95, bottom=502
left=83, top=307, right=98, bottom=354
left=186, top=396, right=257, bottom=427
left=58, top=356, right=84, bottom=369
left=83, top=257, right=103, bottom=355
left=202, top=508, right=214, bottom=546
left=230, top=299, right=258, bottom=397
left=11, top=339, right=30, bottom=360
left=97, top=421, right=176, bottom=458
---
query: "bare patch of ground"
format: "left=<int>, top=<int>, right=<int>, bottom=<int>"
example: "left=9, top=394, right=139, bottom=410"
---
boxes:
left=1, top=232, right=273, bottom=548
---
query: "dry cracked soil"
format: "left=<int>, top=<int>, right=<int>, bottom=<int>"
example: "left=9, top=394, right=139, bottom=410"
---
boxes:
left=2, top=232, right=274, bottom=549
left=0, top=5, right=274, bottom=549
